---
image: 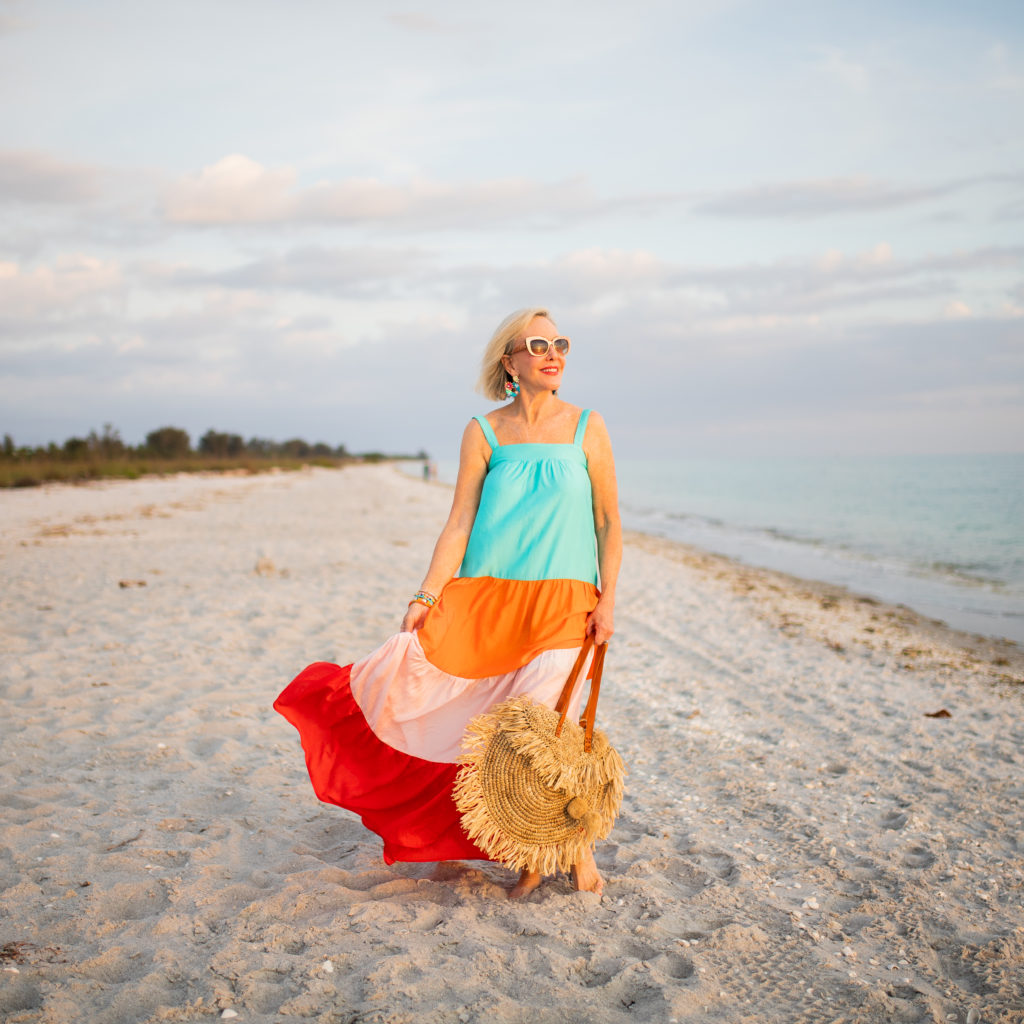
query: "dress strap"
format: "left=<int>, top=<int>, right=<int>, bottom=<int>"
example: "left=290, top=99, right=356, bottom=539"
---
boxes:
left=473, top=415, right=500, bottom=450
left=573, top=409, right=592, bottom=447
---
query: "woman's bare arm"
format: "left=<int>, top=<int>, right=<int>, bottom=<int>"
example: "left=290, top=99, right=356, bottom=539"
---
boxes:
left=401, top=419, right=491, bottom=631
left=583, top=411, right=621, bottom=645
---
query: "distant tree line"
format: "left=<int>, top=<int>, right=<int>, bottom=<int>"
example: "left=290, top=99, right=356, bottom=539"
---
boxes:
left=1, top=424, right=352, bottom=462
left=1, top=423, right=429, bottom=487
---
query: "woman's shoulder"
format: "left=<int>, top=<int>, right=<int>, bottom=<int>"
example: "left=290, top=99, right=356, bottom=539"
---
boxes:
left=580, top=409, right=613, bottom=457
left=473, top=406, right=509, bottom=427
left=577, top=407, right=607, bottom=432
left=465, top=410, right=505, bottom=446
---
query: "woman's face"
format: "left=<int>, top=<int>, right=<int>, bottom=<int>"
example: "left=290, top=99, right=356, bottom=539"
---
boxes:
left=505, top=315, right=565, bottom=393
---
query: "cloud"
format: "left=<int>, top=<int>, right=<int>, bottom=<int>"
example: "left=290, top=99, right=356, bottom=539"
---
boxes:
left=694, top=177, right=970, bottom=219
left=0, top=254, right=122, bottom=320
left=0, top=150, right=102, bottom=204
left=913, top=245, right=1024, bottom=273
left=426, top=242, right=1023, bottom=336
left=161, top=155, right=296, bottom=224
left=161, top=155, right=663, bottom=228
left=4, top=272, right=1021, bottom=457
left=141, top=241, right=1022, bottom=353
left=944, top=300, right=971, bottom=319
left=193, top=245, right=429, bottom=296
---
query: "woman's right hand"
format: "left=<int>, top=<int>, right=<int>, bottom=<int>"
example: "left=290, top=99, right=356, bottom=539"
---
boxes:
left=401, top=601, right=431, bottom=633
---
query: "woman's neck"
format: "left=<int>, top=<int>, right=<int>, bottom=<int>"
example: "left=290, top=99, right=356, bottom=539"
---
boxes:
left=510, top=388, right=559, bottom=424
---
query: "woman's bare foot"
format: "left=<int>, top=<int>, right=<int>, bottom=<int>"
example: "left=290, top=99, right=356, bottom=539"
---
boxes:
left=509, top=868, right=542, bottom=899
left=571, top=847, right=604, bottom=896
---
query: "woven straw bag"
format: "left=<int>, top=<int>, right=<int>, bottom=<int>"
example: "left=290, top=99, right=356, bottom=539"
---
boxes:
left=453, top=637, right=625, bottom=874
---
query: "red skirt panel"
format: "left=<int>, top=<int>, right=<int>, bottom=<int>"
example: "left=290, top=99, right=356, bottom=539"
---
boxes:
left=274, top=660, right=490, bottom=864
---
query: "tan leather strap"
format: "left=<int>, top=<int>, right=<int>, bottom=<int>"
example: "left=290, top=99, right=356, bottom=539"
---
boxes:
left=554, top=635, right=593, bottom=719
left=581, top=641, right=607, bottom=753
left=554, top=635, right=608, bottom=752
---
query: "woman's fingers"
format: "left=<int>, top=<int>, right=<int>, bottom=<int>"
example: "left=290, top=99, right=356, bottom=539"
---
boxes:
left=401, top=603, right=429, bottom=633
left=585, top=612, right=613, bottom=646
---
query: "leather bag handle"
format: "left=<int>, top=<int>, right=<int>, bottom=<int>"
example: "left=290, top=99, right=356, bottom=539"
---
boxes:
left=554, top=635, right=608, bottom=753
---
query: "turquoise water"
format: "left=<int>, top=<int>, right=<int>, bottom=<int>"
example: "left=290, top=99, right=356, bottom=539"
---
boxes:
left=408, top=453, right=1024, bottom=644
left=616, top=454, right=1024, bottom=644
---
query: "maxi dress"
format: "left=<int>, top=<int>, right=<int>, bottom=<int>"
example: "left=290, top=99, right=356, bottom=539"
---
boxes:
left=274, top=409, right=600, bottom=864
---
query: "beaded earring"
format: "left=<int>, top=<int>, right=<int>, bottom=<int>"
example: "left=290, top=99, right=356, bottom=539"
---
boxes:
left=504, top=373, right=520, bottom=399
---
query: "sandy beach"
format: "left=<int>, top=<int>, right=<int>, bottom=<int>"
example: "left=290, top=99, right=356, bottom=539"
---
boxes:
left=2, top=464, right=1022, bottom=1024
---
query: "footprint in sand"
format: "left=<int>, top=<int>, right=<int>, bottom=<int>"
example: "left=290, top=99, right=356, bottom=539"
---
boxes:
left=902, top=844, right=936, bottom=869
left=655, top=951, right=694, bottom=979
left=880, top=810, right=909, bottom=830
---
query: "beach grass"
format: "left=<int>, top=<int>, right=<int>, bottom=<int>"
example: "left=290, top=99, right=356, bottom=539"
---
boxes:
left=0, top=455, right=351, bottom=488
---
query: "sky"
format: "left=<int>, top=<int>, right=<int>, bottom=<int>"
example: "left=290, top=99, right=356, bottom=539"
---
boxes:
left=1, top=0, right=1023, bottom=460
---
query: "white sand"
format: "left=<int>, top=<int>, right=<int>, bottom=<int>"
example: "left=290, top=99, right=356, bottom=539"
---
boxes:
left=1, top=465, right=1022, bottom=1024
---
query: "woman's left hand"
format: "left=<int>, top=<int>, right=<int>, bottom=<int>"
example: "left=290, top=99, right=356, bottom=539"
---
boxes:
left=585, top=596, right=615, bottom=646
left=401, top=600, right=431, bottom=633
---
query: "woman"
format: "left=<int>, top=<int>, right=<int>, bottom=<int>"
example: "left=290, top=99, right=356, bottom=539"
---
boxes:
left=275, top=308, right=621, bottom=898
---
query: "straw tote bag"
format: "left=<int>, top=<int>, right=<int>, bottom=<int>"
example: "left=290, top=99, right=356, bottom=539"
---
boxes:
left=453, top=636, right=625, bottom=874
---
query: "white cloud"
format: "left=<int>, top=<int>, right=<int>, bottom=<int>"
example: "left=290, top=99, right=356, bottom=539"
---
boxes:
left=142, top=240, right=1020, bottom=346
left=161, top=155, right=296, bottom=224
left=161, top=155, right=662, bottom=228
left=440, top=242, right=1019, bottom=329
left=0, top=254, right=122, bottom=319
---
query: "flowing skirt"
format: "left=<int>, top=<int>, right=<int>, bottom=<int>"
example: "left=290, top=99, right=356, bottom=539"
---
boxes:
left=274, top=576, right=599, bottom=863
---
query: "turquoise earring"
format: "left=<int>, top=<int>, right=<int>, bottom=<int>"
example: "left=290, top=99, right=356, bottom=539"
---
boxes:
left=504, top=373, right=520, bottom=399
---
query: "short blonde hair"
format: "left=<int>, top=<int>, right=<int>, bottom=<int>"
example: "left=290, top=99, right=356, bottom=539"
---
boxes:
left=476, top=307, right=553, bottom=401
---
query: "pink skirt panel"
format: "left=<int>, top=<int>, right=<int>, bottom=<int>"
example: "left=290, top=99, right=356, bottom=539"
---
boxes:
left=349, top=632, right=589, bottom=764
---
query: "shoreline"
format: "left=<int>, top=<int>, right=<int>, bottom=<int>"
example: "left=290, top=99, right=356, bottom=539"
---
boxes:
left=3, top=464, right=1023, bottom=1023
left=623, top=529, right=1024, bottom=690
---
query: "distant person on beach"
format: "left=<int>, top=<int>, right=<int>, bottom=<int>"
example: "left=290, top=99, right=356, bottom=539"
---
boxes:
left=275, top=308, right=622, bottom=898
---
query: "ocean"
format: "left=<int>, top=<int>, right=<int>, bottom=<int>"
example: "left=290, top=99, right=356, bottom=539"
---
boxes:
left=407, top=452, right=1024, bottom=645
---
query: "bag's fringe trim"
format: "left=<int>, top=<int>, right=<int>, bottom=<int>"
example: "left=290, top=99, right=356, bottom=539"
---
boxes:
left=454, top=695, right=626, bottom=874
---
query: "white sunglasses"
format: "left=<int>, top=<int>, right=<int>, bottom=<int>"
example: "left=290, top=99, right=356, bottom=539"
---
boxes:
left=509, top=336, right=571, bottom=357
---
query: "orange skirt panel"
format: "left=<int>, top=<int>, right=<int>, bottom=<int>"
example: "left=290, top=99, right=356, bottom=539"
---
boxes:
left=417, top=576, right=599, bottom=679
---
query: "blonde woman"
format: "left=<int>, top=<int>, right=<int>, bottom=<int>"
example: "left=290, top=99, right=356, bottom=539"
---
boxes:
left=276, top=308, right=622, bottom=898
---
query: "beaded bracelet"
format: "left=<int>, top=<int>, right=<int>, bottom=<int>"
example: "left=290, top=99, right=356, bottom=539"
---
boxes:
left=409, top=590, right=437, bottom=609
